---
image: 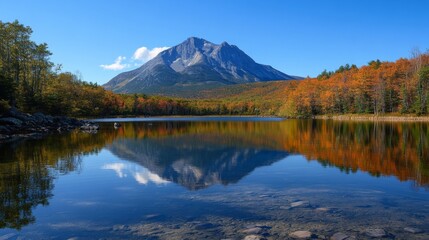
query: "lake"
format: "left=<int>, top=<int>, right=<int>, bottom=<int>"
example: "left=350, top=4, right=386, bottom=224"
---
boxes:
left=0, top=117, right=428, bottom=239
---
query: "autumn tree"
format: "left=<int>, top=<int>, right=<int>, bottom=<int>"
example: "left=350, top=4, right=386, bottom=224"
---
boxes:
left=0, top=20, right=53, bottom=110
left=414, top=65, right=429, bottom=115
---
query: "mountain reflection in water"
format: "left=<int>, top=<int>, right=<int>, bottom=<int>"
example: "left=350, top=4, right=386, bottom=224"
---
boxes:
left=0, top=118, right=428, bottom=230
left=105, top=120, right=429, bottom=188
left=107, top=136, right=288, bottom=190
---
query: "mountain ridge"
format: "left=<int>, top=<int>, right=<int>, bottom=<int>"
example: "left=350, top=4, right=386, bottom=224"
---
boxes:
left=104, top=37, right=300, bottom=95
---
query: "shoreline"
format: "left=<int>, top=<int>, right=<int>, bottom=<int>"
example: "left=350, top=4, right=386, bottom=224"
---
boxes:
left=314, top=114, right=429, bottom=122
left=0, top=108, right=97, bottom=143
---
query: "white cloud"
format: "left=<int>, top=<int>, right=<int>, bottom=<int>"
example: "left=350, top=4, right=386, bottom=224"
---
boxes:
left=132, top=46, right=169, bottom=63
left=100, top=56, right=128, bottom=70
left=102, top=162, right=169, bottom=185
left=102, top=163, right=127, bottom=177
left=100, top=45, right=169, bottom=71
left=134, top=171, right=169, bottom=185
left=134, top=172, right=149, bottom=185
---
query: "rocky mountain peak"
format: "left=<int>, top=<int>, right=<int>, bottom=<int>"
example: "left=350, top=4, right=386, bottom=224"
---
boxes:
left=103, top=37, right=300, bottom=95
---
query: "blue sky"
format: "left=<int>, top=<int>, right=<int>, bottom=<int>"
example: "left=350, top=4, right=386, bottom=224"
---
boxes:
left=1, top=0, right=428, bottom=84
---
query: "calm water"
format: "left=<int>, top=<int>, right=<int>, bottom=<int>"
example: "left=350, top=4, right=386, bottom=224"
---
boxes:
left=0, top=117, right=428, bottom=239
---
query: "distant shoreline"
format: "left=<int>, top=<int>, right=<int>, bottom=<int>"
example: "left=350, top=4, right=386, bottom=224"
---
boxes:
left=88, top=114, right=429, bottom=122
left=89, top=115, right=284, bottom=122
left=16, top=113, right=429, bottom=122
left=314, top=114, right=429, bottom=122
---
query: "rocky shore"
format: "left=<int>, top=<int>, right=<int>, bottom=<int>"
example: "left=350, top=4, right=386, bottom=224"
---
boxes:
left=0, top=108, right=98, bottom=142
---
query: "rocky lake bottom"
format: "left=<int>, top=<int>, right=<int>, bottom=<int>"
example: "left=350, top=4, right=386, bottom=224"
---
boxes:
left=108, top=187, right=429, bottom=240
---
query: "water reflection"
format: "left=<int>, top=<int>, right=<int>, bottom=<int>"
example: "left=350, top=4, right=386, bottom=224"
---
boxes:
left=0, top=131, right=111, bottom=229
left=0, top=118, right=428, bottom=230
left=102, top=162, right=170, bottom=185
left=106, top=120, right=429, bottom=188
left=290, top=120, right=429, bottom=187
left=107, top=136, right=288, bottom=189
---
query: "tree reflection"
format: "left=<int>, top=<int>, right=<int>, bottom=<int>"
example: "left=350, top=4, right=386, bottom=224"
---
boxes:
left=0, top=131, right=114, bottom=229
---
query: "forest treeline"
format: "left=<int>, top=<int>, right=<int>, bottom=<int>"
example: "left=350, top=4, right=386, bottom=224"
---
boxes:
left=1, top=20, right=429, bottom=117
left=279, top=53, right=429, bottom=117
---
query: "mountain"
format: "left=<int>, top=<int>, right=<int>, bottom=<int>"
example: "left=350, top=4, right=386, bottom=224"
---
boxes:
left=103, top=37, right=300, bottom=95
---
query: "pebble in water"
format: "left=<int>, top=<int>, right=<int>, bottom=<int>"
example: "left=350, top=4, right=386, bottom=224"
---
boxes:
left=289, top=230, right=312, bottom=239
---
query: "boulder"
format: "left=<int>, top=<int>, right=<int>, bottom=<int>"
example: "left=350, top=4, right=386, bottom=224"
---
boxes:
left=7, top=107, right=32, bottom=121
left=0, top=126, right=11, bottom=134
left=31, top=112, right=54, bottom=124
left=0, top=117, right=23, bottom=126
left=0, top=108, right=86, bottom=142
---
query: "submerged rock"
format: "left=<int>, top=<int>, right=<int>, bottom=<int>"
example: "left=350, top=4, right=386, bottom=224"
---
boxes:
left=290, top=201, right=309, bottom=208
left=290, top=230, right=312, bottom=239
left=241, top=227, right=263, bottom=234
left=315, top=207, right=330, bottom=212
left=330, top=232, right=349, bottom=240
left=144, top=214, right=162, bottom=220
left=243, top=235, right=265, bottom=240
left=112, top=224, right=130, bottom=231
left=364, top=228, right=386, bottom=238
left=194, top=223, right=217, bottom=230
left=404, top=227, right=423, bottom=234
